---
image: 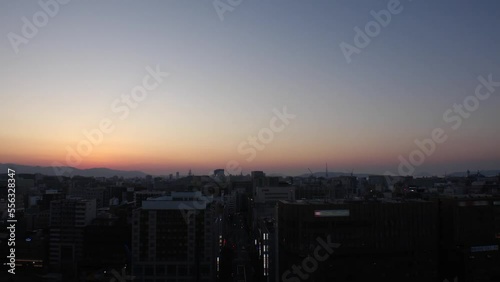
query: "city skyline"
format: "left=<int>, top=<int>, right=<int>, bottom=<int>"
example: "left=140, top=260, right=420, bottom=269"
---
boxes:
left=1, top=162, right=499, bottom=179
left=2, top=0, right=500, bottom=176
left=2, top=1, right=500, bottom=281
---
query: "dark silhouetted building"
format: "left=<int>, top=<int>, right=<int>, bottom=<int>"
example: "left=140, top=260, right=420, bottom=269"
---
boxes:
left=278, top=199, right=438, bottom=282
left=132, top=192, right=219, bottom=281
left=49, top=198, right=96, bottom=279
left=439, top=195, right=500, bottom=281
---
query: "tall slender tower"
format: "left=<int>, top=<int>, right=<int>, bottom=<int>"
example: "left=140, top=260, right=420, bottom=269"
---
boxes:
left=325, top=162, right=329, bottom=178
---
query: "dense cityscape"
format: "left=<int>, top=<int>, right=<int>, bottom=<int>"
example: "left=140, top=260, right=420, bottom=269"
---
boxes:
left=1, top=167, right=499, bottom=281
left=2, top=1, right=500, bottom=281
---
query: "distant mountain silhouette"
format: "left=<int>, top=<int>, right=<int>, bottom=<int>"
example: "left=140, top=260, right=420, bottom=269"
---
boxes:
left=0, top=163, right=147, bottom=178
left=267, top=173, right=287, bottom=177
left=448, top=170, right=500, bottom=177
left=298, top=171, right=372, bottom=178
left=414, top=171, right=433, bottom=177
left=300, top=170, right=500, bottom=178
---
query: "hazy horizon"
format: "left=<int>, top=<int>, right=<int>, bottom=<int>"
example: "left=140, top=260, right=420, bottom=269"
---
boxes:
left=2, top=0, right=500, bottom=177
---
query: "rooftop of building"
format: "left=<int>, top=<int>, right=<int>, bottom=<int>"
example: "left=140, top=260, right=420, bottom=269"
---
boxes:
left=279, top=197, right=432, bottom=206
left=140, top=191, right=215, bottom=210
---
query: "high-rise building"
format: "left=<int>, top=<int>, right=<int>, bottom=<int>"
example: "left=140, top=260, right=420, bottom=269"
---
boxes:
left=132, top=192, right=219, bottom=281
left=68, top=186, right=109, bottom=208
left=438, top=195, right=500, bottom=281
left=255, top=186, right=296, bottom=204
left=133, top=190, right=166, bottom=207
left=277, top=199, right=439, bottom=282
left=214, top=169, right=224, bottom=178
left=251, top=171, right=266, bottom=195
left=49, top=198, right=96, bottom=278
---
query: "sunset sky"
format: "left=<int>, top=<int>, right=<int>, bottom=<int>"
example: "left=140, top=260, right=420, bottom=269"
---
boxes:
left=1, top=0, right=500, bottom=176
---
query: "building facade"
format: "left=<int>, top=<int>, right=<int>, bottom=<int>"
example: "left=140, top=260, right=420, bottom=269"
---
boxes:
left=49, top=198, right=96, bottom=278
left=277, top=199, right=439, bottom=282
left=132, top=192, right=219, bottom=282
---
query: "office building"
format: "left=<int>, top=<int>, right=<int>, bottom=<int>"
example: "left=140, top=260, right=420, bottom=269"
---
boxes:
left=132, top=192, right=219, bottom=282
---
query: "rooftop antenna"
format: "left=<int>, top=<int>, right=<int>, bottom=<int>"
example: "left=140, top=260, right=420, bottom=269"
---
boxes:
left=326, top=163, right=328, bottom=178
